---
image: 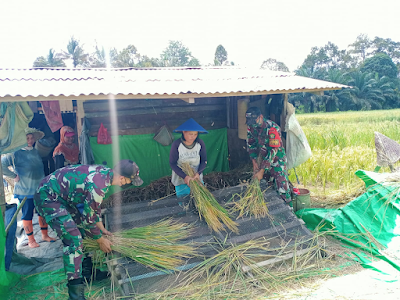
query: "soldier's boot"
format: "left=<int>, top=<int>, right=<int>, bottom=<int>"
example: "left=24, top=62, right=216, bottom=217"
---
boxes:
left=38, top=216, right=56, bottom=242
left=67, top=281, right=86, bottom=300
left=22, top=220, right=39, bottom=248
left=82, top=256, right=109, bottom=282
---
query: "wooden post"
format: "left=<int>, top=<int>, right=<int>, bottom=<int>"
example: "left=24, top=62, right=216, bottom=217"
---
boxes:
left=226, top=97, right=231, bottom=128
left=76, top=100, right=85, bottom=145
left=280, top=93, right=288, bottom=132
left=237, top=97, right=250, bottom=140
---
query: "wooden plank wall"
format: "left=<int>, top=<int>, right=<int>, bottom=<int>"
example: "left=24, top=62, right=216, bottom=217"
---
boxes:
left=84, top=98, right=227, bottom=136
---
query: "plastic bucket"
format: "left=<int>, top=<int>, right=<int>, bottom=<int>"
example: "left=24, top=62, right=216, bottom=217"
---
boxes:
left=293, top=188, right=310, bottom=212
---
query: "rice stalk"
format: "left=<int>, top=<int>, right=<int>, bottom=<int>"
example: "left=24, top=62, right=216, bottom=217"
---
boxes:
left=181, top=162, right=238, bottom=233
left=135, top=232, right=336, bottom=299
left=230, top=178, right=270, bottom=219
left=83, top=219, right=196, bottom=271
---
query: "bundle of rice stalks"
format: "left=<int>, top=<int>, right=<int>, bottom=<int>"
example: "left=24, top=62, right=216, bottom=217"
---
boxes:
left=230, top=178, right=269, bottom=219
left=181, top=163, right=238, bottom=233
left=83, top=219, right=196, bottom=271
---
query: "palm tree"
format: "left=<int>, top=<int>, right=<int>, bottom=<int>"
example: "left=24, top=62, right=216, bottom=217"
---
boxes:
left=86, top=45, right=107, bottom=68
left=63, top=37, right=88, bottom=68
left=321, top=69, right=353, bottom=111
left=347, top=71, right=385, bottom=110
left=33, top=49, right=66, bottom=67
left=375, top=75, right=398, bottom=109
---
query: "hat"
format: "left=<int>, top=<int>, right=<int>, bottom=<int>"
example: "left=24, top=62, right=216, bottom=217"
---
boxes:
left=64, top=131, right=75, bottom=137
left=245, top=107, right=262, bottom=125
left=173, top=118, right=208, bottom=134
left=25, top=127, right=45, bottom=141
left=63, top=127, right=75, bottom=137
left=113, top=159, right=144, bottom=186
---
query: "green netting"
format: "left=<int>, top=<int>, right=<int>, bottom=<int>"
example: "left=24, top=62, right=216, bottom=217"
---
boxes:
left=90, top=128, right=229, bottom=197
left=5, top=267, right=116, bottom=300
left=296, top=170, right=400, bottom=276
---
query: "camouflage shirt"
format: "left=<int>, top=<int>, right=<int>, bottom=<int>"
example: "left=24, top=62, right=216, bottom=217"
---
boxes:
left=247, top=118, right=285, bottom=169
left=36, top=165, right=113, bottom=239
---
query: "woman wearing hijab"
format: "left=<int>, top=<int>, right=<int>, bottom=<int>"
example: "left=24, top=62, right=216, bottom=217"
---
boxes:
left=53, top=126, right=80, bottom=169
left=169, top=118, right=208, bottom=198
left=1, top=128, right=56, bottom=249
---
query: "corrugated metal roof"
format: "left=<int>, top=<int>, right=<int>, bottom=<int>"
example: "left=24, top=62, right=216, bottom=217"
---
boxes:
left=0, top=67, right=349, bottom=100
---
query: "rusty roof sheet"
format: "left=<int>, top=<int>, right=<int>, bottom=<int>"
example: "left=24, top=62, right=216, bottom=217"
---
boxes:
left=0, top=67, right=349, bottom=100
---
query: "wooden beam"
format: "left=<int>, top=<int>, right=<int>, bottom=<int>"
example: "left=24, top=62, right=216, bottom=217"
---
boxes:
left=181, top=97, right=195, bottom=103
left=83, top=98, right=226, bottom=112
left=84, top=104, right=225, bottom=118
left=0, top=87, right=345, bottom=102
left=242, top=248, right=312, bottom=272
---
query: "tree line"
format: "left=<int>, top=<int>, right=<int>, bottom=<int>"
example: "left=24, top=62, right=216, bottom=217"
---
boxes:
left=33, top=34, right=400, bottom=112
left=33, top=37, right=234, bottom=69
left=287, top=35, right=400, bottom=112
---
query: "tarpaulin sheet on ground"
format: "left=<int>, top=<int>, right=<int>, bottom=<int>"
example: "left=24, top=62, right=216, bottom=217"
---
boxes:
left=89, top=128, right=229, bottom=197
left=296, top=170, right=400, bottom=278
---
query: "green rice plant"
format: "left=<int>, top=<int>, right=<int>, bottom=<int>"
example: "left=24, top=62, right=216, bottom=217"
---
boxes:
left=289, top=146, right=377, bottom=193
left=287, top=109, right=400, bottom=203
left=230, top=178, right=270, bottom=219
left=181, top=162, right=239, bottom=233
left=83, top=219, right=196, bottom=271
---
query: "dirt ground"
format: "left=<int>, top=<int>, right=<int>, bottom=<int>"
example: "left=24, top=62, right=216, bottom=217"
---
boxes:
left=280, top=269, right=400, bottom=300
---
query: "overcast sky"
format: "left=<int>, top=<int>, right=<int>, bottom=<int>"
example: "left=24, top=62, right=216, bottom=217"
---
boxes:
left=1, top=0, right=399, bottom=71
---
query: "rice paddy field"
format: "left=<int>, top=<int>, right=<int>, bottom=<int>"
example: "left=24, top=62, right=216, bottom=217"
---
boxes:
left=288, top=109, right=400, bottom=206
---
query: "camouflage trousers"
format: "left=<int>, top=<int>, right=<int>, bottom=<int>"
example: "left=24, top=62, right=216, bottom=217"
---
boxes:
left=261, top=151, right=291, bottom=203
left=34, top=192, right=85, bottom=281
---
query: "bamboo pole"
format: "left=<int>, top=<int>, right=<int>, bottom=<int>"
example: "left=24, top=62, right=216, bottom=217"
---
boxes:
left=5, top=197, right=27, bottom=234
left=0, top=160, right=6, bottom=219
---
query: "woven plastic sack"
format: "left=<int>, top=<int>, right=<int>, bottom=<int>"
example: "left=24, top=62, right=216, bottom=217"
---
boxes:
left=97, top=123, right=112, bottom=145
left=285, top=104, right=312, bottom=170
left=374, top=131, right=400, bottom=167
left=153, top=125, right=174, bottom=146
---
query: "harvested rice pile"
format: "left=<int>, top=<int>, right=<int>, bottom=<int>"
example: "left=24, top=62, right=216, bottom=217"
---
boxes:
left=83, top=219, right=196, bottom=271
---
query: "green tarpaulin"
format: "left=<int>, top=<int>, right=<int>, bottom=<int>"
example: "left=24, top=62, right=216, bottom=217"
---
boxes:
left=297, top=170, right=400, bottom=277
left=89, top=128, right=230, bottom=197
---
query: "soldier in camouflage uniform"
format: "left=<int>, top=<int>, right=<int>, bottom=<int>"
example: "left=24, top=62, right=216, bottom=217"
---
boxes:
left=245, top=107, right=291, bottom=203
left=34, top=160, right=143, bottom=300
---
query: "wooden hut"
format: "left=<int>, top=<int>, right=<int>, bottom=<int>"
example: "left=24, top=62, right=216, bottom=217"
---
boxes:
left=0, top=67, right=347, bottom=180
